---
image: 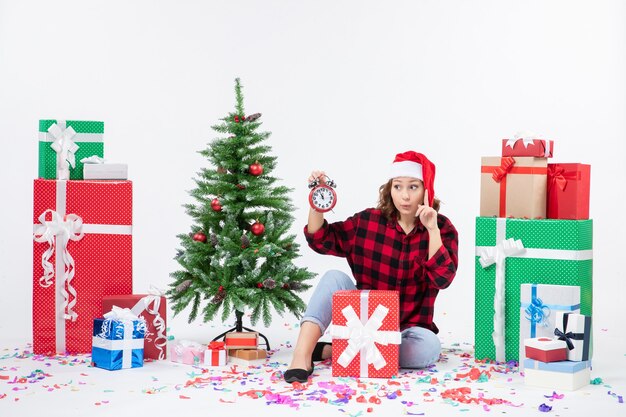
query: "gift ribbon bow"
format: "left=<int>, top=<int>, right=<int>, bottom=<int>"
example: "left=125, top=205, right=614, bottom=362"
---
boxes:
left=131, top=286, right=168, bottom=359
left=48, top=121, right=79, bottom=180
left=491, top=157, right=516, bottom=183
left=554, top=313, right=585, bottom=351
left=98, top=307, right=146, bottom=369
left=33, top=209, right=85, bottom=321
left=208, top=341, right=226, bottom=350
left=554, top=328, right=576, bottom=350
left=477, top=237, right=525, bottom=362
left=524, top=295, right=550, bottom=329
left=548, top=166, right=568, bottom=191
left=331, top=304, right=401, bottom=371
left=504, top=132, right=539, bottom=149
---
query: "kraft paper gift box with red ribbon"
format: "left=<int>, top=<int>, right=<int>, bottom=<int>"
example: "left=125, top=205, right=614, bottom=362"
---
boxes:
left=330, top=290, right=401, bottom=378
left=169, top=340, right=204, bottom=366
left=91, top=307, right=145, bottom=371
left=518, top=284, right=581, bottom=370
left=547, top=163, right=591, bottom=220
left=523, top=359, right=590, bottom=391
left=501, top=136, right=554, bottom=158
left=474, top=217, right=592, bottom=364
left=33, top=179, right=133, bottom=354
left=480, top=156, right=548, bottom=219
left=554, top=311, right=592, bottom=362
left=204, top=341, right=228, bottom=366
left=38, top=119, right=104, bottom=180
left=102, top=292, right=167, bottom=360
left=224, top=332, right=258, bottom=350
left=524, top=337, right=568, bottom=363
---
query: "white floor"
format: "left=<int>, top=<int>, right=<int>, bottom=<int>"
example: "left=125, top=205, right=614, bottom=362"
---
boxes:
left=1, top=321, right=624, bottom=417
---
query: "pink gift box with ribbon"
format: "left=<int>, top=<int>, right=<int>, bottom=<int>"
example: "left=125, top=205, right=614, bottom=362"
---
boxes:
left=102, top=292, right=167, bottom=360
left=330, top=290, right=401, bottom=378
left=32, top=179, right=133, bottom=354
left=169, top=340, right=204, bottom=366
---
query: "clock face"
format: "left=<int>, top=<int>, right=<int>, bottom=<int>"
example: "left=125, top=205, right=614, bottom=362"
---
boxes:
left=310, top=186, right=336, bottom=212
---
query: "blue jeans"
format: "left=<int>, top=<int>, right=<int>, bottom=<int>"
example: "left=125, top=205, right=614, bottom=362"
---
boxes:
left=301, top=269, right=441, bottom=369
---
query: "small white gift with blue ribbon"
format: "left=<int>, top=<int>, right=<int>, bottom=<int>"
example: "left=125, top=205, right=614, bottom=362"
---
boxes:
left=92, top=306, right=146, bottom=370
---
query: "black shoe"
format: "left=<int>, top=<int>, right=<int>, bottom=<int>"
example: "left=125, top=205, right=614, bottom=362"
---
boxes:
left=284, top=361, right=314, bottom=384
left=312, top=342, right=332, bottom=362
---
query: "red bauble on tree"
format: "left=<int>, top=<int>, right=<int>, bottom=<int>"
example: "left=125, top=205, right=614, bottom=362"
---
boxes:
left=250, top=221, right=265, bottom=236
left=193, top=232, right=207, bottom=243
left=257, top=282, right=264, bottom=288
left=211, top=198, right=222, bottom=212
left=234, top=115, right=240, bottom=123
left=248, top=161, right=263, bottom=176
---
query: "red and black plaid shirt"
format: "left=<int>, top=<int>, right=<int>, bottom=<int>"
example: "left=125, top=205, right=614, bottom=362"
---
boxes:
left=304, top=208, right=459, bottom=333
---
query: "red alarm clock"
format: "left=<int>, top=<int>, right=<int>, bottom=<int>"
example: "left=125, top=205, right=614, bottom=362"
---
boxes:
left=308, top=175, right=337, bottom=213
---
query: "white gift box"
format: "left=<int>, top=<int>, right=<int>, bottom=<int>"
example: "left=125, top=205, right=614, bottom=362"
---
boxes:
left=523, top=359, right=590, bottom=391
left=84, top=163, right=128, bottom=180
left=554, top=312, right=592, bottom=361
left=519, top=284, right=580, bottom=370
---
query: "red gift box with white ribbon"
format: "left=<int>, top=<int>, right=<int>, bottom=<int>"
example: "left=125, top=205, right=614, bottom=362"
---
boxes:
left=32, top=179, right=133, bottom=354
left=330, top=290, right=401, bottom=378
left=102, top=292, right=167, bottom=360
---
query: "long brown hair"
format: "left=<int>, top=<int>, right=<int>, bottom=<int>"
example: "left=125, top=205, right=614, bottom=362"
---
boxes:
left=376, top=180, right=441, bottom=221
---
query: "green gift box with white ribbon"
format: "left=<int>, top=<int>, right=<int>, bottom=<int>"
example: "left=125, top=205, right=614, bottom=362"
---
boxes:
left=38, top=119, right=104, bottom=180
left=474, top=217, right=592, bottom=363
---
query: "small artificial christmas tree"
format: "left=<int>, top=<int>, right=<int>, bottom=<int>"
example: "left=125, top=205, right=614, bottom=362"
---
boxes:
left=168, top=79, right=315, bottom=341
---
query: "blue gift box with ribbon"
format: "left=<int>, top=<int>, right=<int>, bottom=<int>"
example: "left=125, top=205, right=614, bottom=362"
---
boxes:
left=92, top=307, right=146, bottom=371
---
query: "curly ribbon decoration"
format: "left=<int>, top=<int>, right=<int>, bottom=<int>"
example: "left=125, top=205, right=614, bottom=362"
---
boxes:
left=524, top=294, right=551, bottom=333
left=48, top=121, right=79, bottom=180
left=33, top=209, right=84, bottom=321
left=491, top=157, right=516, bottom=183
left=477, top=235, right=525, bottom=363
left=330, top=291, right=401, bottom=376
left=131, top=286, right=168, bottom=360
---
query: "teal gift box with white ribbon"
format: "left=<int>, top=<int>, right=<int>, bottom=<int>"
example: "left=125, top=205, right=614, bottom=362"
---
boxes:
left=474, top=217, right=592, bottom=363
left=38, top=119, right=104, bottom=180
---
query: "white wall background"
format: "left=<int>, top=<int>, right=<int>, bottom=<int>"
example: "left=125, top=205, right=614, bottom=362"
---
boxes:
left=1, top=0, right=624, bottom=345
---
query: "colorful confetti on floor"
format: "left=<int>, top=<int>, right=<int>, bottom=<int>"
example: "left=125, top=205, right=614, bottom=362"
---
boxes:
left=1, top=325, right=624, bottom=417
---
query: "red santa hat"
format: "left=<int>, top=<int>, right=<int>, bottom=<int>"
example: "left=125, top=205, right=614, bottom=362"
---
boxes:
left=389, top=151, right=436, bottom=206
